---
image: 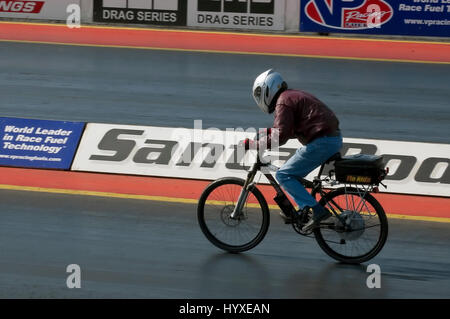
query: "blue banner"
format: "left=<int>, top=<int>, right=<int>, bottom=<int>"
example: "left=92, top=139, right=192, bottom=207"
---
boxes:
left=300, top=0, right=450, bottom=37
left=0, top=117, right=85, bottom=170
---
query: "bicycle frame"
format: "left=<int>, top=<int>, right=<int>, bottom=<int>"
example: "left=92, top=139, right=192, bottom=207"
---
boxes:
left=230, top=154, right=351, bottom=228
left=230, top=155, right=318, bottom=217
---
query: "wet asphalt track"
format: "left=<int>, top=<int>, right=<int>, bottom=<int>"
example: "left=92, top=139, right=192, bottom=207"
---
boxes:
left=1, top=42, right=449, bottom=143
left=0, top=189, right=449, bottom=298
left=0, top=41, right=450, bottom=298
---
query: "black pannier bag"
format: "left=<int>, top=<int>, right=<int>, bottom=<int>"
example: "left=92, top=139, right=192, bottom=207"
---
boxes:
left=334, top=154, right=386, bottom=185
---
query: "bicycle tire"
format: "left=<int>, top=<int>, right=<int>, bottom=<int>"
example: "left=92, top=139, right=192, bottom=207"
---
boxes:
left=314, top=187, right=388, bottom=264
left=197, top=177, right=270, bottom=253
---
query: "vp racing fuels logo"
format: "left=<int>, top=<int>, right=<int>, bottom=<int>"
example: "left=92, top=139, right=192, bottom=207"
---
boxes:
left=0, top=0, right=45, bottom=13
left=304, top=0, right=393, bottom=30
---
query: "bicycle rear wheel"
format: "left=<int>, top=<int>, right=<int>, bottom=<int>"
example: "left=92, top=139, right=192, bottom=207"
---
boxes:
left=314, top=187, right=388, bottom=264
left=197, top=177, right=270, bottom=253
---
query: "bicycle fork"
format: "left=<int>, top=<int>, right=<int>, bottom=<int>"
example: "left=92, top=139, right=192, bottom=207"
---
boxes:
left=230, top=162, right=259, bottom=220
left=230, top=187, right=250, bottom=220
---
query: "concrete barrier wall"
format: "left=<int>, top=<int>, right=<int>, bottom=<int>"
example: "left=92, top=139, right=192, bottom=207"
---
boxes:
left=0, top=0, right=306, bottom=33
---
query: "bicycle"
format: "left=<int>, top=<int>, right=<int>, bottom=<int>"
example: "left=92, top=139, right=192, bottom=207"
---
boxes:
left=197, top=148, right=389, bottom=264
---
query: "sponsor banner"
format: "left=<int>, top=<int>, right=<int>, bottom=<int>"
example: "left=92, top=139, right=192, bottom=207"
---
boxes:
left=93, top=0, right=187, bottom=26
left=300, top=0, right=450, bottom=37
left=0, top=0, right=80, bottom=20
left=187, top=0, right=285, bottom=31
left=72, top=123, right=450, bottom=197
left=0, top=117, right=85, bottom=170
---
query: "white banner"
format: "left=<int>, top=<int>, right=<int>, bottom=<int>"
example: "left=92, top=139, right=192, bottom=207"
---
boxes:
left=0, top=0, right=80, bottom=20
left=187, top=0, right=285, bottom=31
left=71, top=123, right=450, bottom=197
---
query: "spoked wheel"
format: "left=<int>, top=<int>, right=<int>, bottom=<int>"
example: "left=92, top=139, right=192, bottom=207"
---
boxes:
left=314, top=187, right=388, bottom=264
left=197, top=177, right=270, bottom=253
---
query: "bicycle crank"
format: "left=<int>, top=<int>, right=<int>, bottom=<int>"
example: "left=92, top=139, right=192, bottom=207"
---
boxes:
left=292, top=210, right=314, bottom=237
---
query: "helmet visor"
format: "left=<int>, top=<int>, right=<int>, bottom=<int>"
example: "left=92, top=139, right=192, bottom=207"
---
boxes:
left=253, top=86, right=262, bottom=102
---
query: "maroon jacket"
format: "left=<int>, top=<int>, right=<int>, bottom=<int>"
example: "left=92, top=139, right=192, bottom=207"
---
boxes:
left=259, top=89, right=340, bottom=148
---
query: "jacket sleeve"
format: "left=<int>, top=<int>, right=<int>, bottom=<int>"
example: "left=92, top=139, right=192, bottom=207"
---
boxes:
left=272, top=103, right=295, bottom=146
left=258, top=103, right=295, bottom=149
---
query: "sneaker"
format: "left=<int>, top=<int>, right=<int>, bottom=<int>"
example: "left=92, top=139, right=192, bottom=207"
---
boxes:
left=279, top=209, right=303, bottom=224
left=301, top=205, right=332, bottom=232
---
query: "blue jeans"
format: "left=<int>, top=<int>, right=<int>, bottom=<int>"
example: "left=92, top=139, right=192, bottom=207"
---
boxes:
left=275, top=135, right=343, bottom=209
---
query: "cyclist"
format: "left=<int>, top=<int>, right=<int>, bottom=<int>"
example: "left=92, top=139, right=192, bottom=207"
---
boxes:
left=243, top=69, right=343, bottom=232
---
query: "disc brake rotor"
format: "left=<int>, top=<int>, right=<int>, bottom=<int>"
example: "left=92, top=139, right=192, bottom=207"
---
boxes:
left=220, top=205, right=243, bottom=227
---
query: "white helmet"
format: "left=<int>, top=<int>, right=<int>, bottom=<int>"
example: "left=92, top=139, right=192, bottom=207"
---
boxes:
left=252, top=69, right=287, bottom=113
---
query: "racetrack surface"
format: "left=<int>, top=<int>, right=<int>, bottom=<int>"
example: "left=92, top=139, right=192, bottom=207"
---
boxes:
left=1, top=42, right=449, bottom=144
left=1, top=189, right=449, bottom=298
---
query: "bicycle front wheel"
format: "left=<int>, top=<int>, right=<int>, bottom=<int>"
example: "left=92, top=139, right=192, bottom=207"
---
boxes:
left=314, top=187, right=388, bottom=264
left=197, top=177, right=270, bottom=253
